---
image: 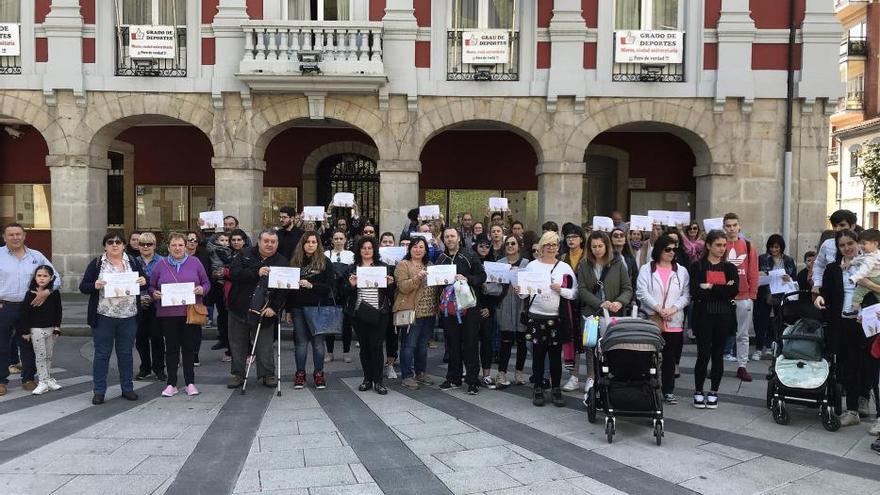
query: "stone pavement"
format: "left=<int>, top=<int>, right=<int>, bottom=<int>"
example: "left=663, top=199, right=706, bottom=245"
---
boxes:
left=2, top=335, right=880, bottom=495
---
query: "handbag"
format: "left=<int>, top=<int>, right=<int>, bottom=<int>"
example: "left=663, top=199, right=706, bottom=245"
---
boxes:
left=303, top=305, right=343, bottom=336
left=647, top=266, right=670, bottom=332
left=394, top=309, right=416, bottom=327
left=187, top=303, right=209, bottom=326
left=582, top=315, right=600, bottom=348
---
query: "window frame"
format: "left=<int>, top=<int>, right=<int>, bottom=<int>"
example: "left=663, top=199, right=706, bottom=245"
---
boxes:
left=450, top=0, right=518, bottom=31
left=118, top=0, right=186, bottom=27
left=284, top=0, right=357, bottom=21
left=614, top=0, right=682, bottom=31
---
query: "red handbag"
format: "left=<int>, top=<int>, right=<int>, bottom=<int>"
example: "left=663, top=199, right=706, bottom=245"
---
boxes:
left=870, top=335, right=880, bottom=360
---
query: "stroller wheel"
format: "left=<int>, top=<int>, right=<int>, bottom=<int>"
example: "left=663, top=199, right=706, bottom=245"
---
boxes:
left=605, top=418, right=615, bottom=444
left=653, top=421, right=663, bottom=446
left=772, top=399, right=790, bottom=425
left=766, top=381, right=775, bottom=410
left=822, top=406, right=841, bottom=432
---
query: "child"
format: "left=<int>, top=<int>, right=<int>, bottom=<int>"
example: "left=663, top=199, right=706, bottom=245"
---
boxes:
left=18, top=265, right=63, bottom=395
left=850, top=228, right=880, bottom=311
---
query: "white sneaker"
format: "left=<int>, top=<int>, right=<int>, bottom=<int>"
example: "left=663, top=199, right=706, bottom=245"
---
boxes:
left=840, top=410, right=861, bottom=427
left=869, top=418, right=880, bottom=436
left=386, top=365, right=398, bottom=380
left=514, top=370, right=526, bottom=385
left=750, top=351, right=762, bottom=362
left=562, top=375, right=579, bottom=392
left=496, top=372, right=511, bottom=387
left=583, top=377, right=594, bottom=392
left=481, top=375, right=496, bottom=389
left=32, top=381, right=50, bottom=395
left=724, top=354, right=738, bottom=362
left=47, top=378, right=62, bottom=391
left=325, top=354, right=334, bottom=363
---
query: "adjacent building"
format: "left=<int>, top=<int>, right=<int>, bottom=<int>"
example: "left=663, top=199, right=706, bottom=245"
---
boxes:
left=0, top=0, right=842, bottom=289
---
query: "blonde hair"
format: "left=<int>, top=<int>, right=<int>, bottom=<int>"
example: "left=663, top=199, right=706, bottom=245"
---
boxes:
left=537, top=231, right=560, bottom=251
left=138, top=232, right=156, bottom=245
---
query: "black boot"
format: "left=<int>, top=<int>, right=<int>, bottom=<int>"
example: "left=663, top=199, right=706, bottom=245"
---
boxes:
left=552, top=387, right=565, bottom=407
left=533, top=387, right=545, bottom=407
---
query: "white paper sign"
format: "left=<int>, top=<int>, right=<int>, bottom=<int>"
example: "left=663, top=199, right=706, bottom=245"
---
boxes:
left=517, top=271, right=551, bottom=296
left=0, top=23, right=21, bottom=56
left=861, top=303, right=880, bottom=338
left=161, top=282, right=195, bottom=307
left=614, top=30, right=684, bottom=64
left=357, top=266, right=388, bottom=288
left=332, top=192, right=355, bottom=208
left=419, top=205, right=441, bottom=221
left=302, top=206, right=326, bottom=222
left=199, top=210, right=224, bottom=232
left=379, top=246, right=407, bottom=265
left=703, top=218, right=724, bottom=232
left=268, top=267, right=300, bottom=290
left=427, top=265, right=457, bottom=286
left=592, top=216, right=615, bottom=232
left=648, top=210, right=671, bottom=226
left=410, top=232, right=433, bottom=243
left=630, top=215, right=653, bottom=232
left=488, top=197, right=509, bottom=212
left=462, top=29, right=510, bottom=64
left=103, top=271, right=140, bottom=298
left=484, top=261, right=514, bottom=284
left=769, top=269, right=797, bottom=295
left=128, top=25, right=176, bottom=59
left=668, top=211, right=691, bottom=226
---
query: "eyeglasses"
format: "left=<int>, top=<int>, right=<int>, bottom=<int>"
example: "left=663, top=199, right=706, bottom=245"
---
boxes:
left=140, top=243, right=154, bottom=247
left=505, top=242, right=518, bottom=247
left=545, top=243, right=559, bottom=248
left=664, top=246, right=677, bottom=253
left=477, top=244, right=491, bottom=249
left=105, top=240, right=123, bottom=246
left=186, top=238, right=198, bottom=243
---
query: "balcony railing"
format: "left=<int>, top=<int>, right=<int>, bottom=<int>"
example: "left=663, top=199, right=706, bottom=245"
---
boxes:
left=239, top=21, right=384, bottom=76
left=838, top=90, right=864, bottom=111
left=0, top=55, right=21, bottom=75
left=828, top=151, right=839, bottom=167
left=446, top=30, right=520, bottom=81
left=115, top=26, right=187, bottom=77
left=840, top=36, right=868, bottom=60
left=612, top=34, right=686, bottom=83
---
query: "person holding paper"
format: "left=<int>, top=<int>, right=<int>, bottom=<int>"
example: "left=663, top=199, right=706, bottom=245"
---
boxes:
left=520, top=232, right=578, bottom=407
left=341, top=237, right=395, bottom=395
left=287, top=232, right=337, bottom=391
left=149, top=233, right=211, bottom=398
left=394, top=237, right=438, bottom=390
left=815, top=230, right=878, bottom=428
left=493, top=235, right=530, bottom=387
left=225, top=230, right=289, bottom=390
left=324, top=229, right=355, bottom=364
left=722, top=213, right=759, bottom=382
left=754, top=235, right=797, bottom=361
left=473, top=235, right=504, bottom=389
left=688, top=230, right=739, bottom=410
left=436, top=227, right=487, bottom=396
left=577, top=231, right=633, bottom=401
left=79, top=231, right=147, bottom=405
left=135, top=232, right=166, bottom=382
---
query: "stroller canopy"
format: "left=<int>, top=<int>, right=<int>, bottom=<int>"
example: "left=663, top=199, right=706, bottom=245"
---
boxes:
left=600, top=320, right=665, bottom=354
left=781, top=318, right=825, bottom=362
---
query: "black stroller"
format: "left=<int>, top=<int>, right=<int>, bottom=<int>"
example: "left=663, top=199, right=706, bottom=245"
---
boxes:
left=766, top=291, right=841, bottom=431
left=586, top=307, right=666, bottom=445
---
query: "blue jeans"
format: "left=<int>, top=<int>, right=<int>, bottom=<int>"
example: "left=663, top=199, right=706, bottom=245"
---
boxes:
left=400, top=317, right=434, bottom=379
left=292, top=308, right=325, bottom=373
left=93, top=314, right=137, bottom=395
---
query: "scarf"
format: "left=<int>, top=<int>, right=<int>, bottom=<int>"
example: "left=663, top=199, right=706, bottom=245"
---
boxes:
left=167, top=254, right=188, bottom=273
left=629, top=240, right=643, bottom=252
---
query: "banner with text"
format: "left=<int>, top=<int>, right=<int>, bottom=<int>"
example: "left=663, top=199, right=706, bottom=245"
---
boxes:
left=614, top=30, right=684, bottom=64
left=462, top=30, right=510, bottom=64
left=129, top=25, right=176, bottom=59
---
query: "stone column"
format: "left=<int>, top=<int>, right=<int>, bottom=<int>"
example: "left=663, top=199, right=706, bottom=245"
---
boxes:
left=213, top=158, right=265, bottom=239
left=378, top=159, right=420, bottom=234
left=715, top=0, right=756, bottom=108
left=43, top=0, right=84, bottom=102
left=47, top=155, right=109, bottom=292
left=537, top=162, right=586, bottom=225
left=212, top=0, right=250, bottom=98
left=382, top=0, right=418, bottom=107
left=693, top=162, right=737, bottom=222
left=547, top=0, right=587, bottom=107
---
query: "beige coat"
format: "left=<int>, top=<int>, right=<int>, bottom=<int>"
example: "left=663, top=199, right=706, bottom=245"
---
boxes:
left=393, top=259, right=432, bottom=312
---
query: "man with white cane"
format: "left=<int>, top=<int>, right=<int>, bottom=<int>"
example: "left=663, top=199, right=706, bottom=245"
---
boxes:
left=227, top=230, right=288, bottom=390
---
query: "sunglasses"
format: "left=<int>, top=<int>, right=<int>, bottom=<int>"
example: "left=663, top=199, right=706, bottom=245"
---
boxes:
left=186, top=238, right=198, bottom=242
left=477, top=244, right=491, bottom=249
left=105, top=239, right=124, bottom=246
left=505, top=242, right=518, bottom=247
left=664, top=246, right=677, bottom=253
left=687, top=227, right=699, bottom=231
left=140, top=242, right=154, bottom=247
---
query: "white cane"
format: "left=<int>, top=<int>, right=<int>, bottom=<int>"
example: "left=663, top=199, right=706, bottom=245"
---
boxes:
left=276, top=317, right=282, bottom=396
left=241, top=316, right=263, bottom=395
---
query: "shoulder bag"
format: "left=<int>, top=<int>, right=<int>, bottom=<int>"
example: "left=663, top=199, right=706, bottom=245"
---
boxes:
left=164, top=258, right=209, bottom=326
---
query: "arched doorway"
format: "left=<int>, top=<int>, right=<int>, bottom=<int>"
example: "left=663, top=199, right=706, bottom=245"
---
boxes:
left=0, top=119, right=51, bottom=255
left=317, top=153, right=380, bottom=224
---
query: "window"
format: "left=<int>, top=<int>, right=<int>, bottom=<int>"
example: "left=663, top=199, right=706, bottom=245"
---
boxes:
left=263, top=187, right=298, bottom=229
left=288, top=0, right=351, bottom=21
left=0, top=0, right=19, bottom=22
left=136, top=186, right=188, bottom=231
left=629, top=191, right=693, bottom=220
left=0, top=184, right=52, bottom=229
left=850, top=150, right=860, bottom=177
left=615, top=0, right=679, bottom=30
left=421, top=188, right=538, bottom=231
left=121, top=0, right=186, bottom=25
left=452, top=0, right=516, bottom=30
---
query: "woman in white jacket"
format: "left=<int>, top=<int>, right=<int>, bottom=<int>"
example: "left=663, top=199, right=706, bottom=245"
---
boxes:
left=637, top=233, right=690, bottom=405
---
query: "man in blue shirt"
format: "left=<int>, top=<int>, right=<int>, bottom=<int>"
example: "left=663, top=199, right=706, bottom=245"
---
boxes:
left=0, top=223, right=62, bottom=395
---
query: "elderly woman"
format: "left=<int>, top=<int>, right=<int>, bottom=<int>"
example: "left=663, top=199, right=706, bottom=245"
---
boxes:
left=79, top=232, right=147, bottom=405
left=135, top=232, right=165, bottom=382
left=149, top=233, right=211, bottom=398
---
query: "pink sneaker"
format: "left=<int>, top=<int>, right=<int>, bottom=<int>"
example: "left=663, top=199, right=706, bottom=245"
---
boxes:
left=185, top=384, right=199, bottom=396
left=161, top=385, right=178, bottom=397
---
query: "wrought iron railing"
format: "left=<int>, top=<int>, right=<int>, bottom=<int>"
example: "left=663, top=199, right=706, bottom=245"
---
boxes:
left=446, top=30, right=520, bottom=81
left=612, top=34, right=685, bottom=82
left=0, top=55, right=21, bottom=74
left=318, top=155, right=380, bottom=225
left=115, top=26, right=187, bottom=77
left=840, top=36, right=868, bottom=59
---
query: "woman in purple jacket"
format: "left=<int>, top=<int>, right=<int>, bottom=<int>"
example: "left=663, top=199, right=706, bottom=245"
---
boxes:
left=149, top=233, right=210, bottom=397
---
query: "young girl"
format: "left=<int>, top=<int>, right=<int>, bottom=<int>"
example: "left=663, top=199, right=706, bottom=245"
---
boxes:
left=19, top=265, right=63, bottom=395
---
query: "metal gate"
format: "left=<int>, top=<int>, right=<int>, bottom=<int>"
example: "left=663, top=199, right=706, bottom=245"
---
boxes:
left=318, top=154, right=380, bottom=227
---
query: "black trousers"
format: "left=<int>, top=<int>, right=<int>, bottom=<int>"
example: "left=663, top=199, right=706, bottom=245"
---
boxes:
left=478, top=309, right=495, bottom=370
left=661, top=332, right=683, bottom=395
left=498, top=331, right=527, bottom=373
left=532, top=342, right=562, bottom=388
left=442, top=310, right=480, bottom=386
left=694, top=313, right=733, bottom=393
left=327, top=312, right=353, bottom=354
left=136, top=308, right=165, bottom=376
left=214, top=286, right=229, bottom=348
left=161, top=317, right=197, bottom=387
left=839, top=318, right=878, bottom=411
left=385, top=317, right=399, bottom=360
left=353, top=313, right=387, bottom=384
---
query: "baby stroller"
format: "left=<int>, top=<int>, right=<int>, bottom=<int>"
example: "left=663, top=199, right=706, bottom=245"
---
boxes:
left=585, top=306, right=666, bottom=445
left=766, top=291, right=841, bottom=431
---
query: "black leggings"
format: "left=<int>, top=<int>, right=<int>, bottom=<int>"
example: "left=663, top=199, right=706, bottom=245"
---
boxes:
left=694, top=313, right=733, bottom=393
left=385, top=318, right=399, bottom=360
left=661, top=332, right=683, bottom=395
left=839, top=318, right=878, bottom=411
left=353, top=313, right=387, bottom=384
left=498, top=331, right=527, bottom=373
left=479, top=310, right=495, bottom=370
left=326, top=312, right=353, bottom=354
left=161, top=317, right=197, bottom=388
left=532, top=342, right=562, bottom=389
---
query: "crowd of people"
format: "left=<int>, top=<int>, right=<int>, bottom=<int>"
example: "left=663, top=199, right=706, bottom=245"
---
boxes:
left=2, top=203, right=880, bottom=452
